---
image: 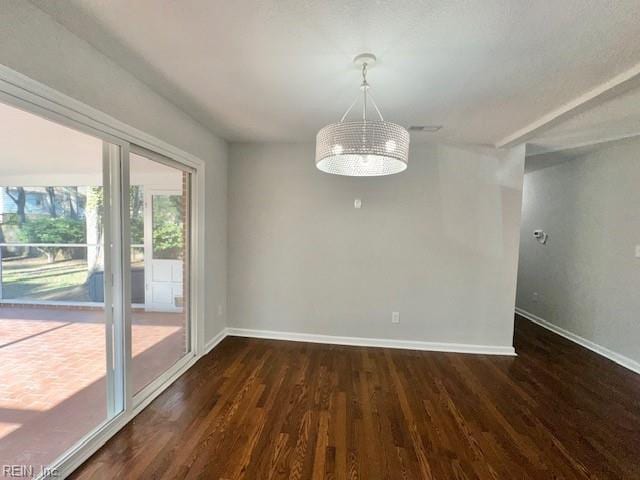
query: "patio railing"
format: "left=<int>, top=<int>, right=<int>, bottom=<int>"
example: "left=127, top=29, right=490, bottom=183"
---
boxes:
left=0, top=242, right=144, bottom=304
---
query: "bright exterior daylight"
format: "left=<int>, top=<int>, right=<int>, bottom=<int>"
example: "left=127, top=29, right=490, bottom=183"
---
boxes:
left=0, top=101, right=192, bottom=472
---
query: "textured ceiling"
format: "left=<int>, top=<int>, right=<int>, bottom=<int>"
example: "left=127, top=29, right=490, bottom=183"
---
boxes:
left=32, top=0, right=640, bottom=145
left=524, top=80, right=640, bottom=172
left=527, top=84, right=640, bottom=155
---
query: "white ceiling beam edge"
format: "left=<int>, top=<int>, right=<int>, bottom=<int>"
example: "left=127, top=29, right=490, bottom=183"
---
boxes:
left=496, top=62, right=640, bottom=149
left=526, top=131, right=640, bottom=157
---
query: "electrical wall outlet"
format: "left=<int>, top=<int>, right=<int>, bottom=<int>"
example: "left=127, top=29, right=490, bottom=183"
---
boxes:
left=532, top=292, right=539, bottom=303
left=391, top=312, right=400, bottom=323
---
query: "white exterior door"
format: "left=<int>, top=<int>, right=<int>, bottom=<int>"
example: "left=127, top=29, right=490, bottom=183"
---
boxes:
left=144, top=189, right=184, bottom=311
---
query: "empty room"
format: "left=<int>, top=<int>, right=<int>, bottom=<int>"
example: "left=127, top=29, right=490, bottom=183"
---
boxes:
left=0, top=1, right=639, bottom=479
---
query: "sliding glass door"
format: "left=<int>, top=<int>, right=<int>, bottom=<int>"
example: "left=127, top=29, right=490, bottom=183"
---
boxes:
left=0, top=101, right=123, bottom=474
left=129, top=149, right=192, bottom=398
left=0, top=100, right=199, bottom=479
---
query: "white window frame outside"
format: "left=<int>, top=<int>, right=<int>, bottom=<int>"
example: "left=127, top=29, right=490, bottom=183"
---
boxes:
left=0, top=64, right=208, bottom=479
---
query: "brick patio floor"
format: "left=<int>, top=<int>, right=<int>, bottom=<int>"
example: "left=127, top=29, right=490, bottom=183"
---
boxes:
left=0, top=305, right=186, bottom=472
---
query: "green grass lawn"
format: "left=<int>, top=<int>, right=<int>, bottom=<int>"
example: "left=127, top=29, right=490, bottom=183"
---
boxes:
left=1, top=256, right=91, bottom=302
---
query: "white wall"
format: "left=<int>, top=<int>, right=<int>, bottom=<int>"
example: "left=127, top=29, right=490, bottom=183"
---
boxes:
left=228, top=142, right=525, bottom=349
left=517, top=137, right=640, bottom=365
left=0, top=0, right=228, bottom=341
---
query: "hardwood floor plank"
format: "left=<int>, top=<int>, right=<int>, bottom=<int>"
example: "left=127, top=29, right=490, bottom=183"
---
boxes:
left=311, top=411, right=329, bottom=480
left=71, top=317, right=640, bottom=479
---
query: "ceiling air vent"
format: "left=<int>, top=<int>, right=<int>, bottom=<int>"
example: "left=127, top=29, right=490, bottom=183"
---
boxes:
left=408, top=125, right=442, bottom=132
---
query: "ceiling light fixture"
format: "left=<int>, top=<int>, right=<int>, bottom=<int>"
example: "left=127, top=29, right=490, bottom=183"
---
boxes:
left=315, top=53, right=410, bottom=176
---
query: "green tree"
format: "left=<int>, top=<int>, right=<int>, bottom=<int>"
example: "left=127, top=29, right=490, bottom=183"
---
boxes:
left=153, top=222, right=184, bottom=259
left=5, top=187, right=26, bottom=224
left=130, top=186, right=144, bottom=244
left=19, top=217, right=85, bottom=263
left=151, top=194, right=184, bottom=259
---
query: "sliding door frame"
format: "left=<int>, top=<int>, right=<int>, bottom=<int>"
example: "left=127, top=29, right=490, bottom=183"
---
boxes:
left=0, top=65, right=208, bottom=479
left=104, top=143, right=127, bottom=418
left=129, top=144, right=198, bottom=407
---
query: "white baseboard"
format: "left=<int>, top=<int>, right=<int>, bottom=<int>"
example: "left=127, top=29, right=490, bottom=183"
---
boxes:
left=515, top=307, right=640, bottom=375
left=225, top=327, right=516, bottom=356
left=203, top=328, right=229, bottom=355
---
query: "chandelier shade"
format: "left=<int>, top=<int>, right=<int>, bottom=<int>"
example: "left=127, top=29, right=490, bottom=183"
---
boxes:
left=315, top=53, right=410, bottom=177
left=315, top=120, right=409, bottom=176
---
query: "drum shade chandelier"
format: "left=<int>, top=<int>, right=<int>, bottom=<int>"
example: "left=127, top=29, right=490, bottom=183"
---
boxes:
left=315, top=53, right=410, bottom=176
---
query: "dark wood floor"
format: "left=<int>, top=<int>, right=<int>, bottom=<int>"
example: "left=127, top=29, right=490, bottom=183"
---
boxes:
left=72, top=316, right=640, bottom=479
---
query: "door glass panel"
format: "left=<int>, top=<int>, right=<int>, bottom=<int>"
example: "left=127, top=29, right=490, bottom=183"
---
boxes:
left=129, top=152, right=190, bottom=396
left=152, top=195, right=184, bottom=260
left=0, top=101, right=121, bottom=473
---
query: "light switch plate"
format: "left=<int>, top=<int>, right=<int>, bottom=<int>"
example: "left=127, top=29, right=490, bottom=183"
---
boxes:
left=635, top=245, right=640, bottom=258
